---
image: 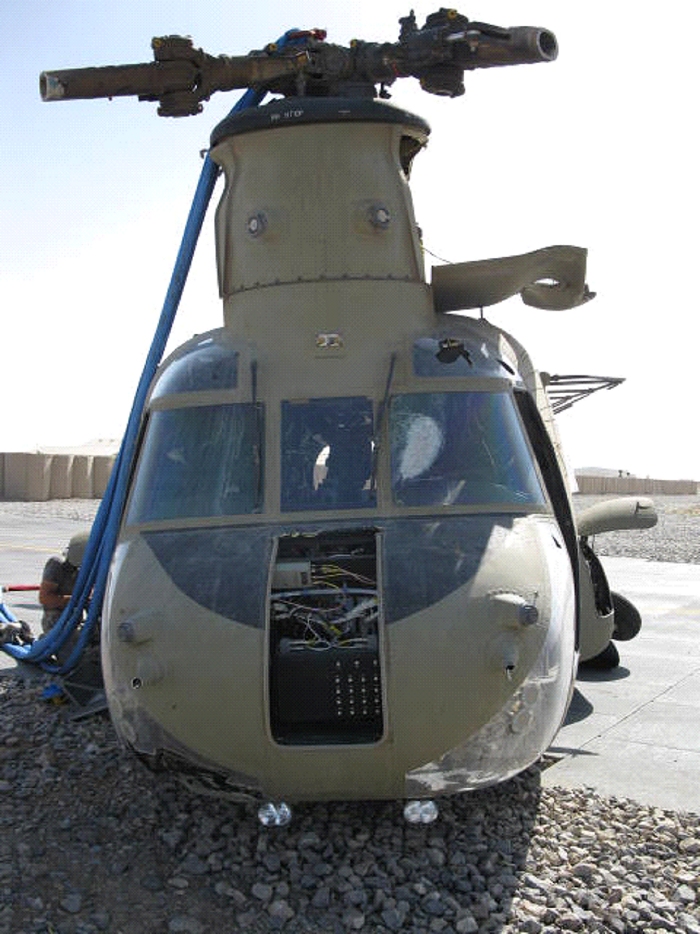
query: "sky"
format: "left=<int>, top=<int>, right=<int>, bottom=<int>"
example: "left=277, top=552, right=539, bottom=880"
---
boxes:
left=1, top=0, right=698, bottom=481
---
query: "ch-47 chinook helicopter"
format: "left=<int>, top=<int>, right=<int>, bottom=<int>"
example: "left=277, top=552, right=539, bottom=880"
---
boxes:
left=39, top=9, right=657, bottom=822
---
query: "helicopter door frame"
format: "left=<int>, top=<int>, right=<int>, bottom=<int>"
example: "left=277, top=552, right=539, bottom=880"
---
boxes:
left=513, top=388, right=581, bottom=646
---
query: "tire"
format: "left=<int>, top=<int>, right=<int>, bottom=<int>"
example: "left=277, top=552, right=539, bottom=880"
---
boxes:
left=611, top=591, right=642, bottom=641
left=580, top=641, right=620, bottom=670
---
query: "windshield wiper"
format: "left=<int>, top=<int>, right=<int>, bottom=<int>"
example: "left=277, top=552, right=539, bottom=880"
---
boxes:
left=370, top=352, right=397, bottom=492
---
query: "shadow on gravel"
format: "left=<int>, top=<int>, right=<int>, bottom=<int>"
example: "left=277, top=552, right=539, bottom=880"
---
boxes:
left=279, top=769, right=543, bottom=933
left=0, top=673, right=544, bottom=934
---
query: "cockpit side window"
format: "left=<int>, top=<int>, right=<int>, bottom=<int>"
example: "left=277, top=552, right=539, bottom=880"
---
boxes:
left=412, top=337, right=511, bottom=379
left=126, top=403, right=263, bottom=522
left=390, top=391, right=545, bottom=507
left=150, top=339, right=238, bottom=399
left=281, top=397, right=376, bottom=511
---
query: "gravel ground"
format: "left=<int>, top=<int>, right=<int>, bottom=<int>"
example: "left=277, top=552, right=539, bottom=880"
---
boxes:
left=0, top=501, right=101, bottom=524
left=1, top=674, right=699, bottom=934
left=0, top=495, right=698, bottom=933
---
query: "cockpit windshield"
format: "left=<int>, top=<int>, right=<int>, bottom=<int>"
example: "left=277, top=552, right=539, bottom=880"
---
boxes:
left=126, top=403, right=263, bottom=523
left=281, top=397, right=376, bottom=511
left=390, top=391, right=545, bottom=507
left=126, top=391, right=543, bottom=522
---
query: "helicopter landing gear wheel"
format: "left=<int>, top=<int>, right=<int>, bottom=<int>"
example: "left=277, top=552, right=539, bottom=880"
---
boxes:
left=611, top=591, right=642, bottom=641
left=581, top=640, right=620, bottom=671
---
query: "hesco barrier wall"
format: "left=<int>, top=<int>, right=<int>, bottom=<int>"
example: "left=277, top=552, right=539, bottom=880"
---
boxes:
left=576, top=475, right=698, bottom=495
left=0, top=452, right=116, bottom=501
left=1, top=454, right=695, bottom=500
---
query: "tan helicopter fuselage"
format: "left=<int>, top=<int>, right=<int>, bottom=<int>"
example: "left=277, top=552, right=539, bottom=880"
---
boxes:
left=102, top=98, right=582, bottom=801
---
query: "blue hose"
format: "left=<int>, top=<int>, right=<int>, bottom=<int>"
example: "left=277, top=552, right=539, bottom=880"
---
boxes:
left=0, top=600, right=18, bottom=625
left=3, top=30, right=299, bottom=671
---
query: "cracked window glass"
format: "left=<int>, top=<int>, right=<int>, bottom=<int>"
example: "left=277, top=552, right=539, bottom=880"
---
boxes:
left=281, top=397, right=375, bottom=511
left=390, top=392, right=545, bottom=506
left=126, top=403, right=263, bottom=522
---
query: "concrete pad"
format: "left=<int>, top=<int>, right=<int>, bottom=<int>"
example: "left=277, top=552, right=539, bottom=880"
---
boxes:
left=589, top=652, right=699, bottom=684
left=600, top=556, right=700, bottom=599
left=544, top=556, right=700, bottom=815
left=566, top=680, right=657, bottom=719
left=0, top=512, right=86, bottom=671
left=545, top=739, right=700, bottom=815
left=608, top=700, right=700, bottom=752
left=662, top=671, right=700, bottom=707
left=550, top=708, right=620, bottom=750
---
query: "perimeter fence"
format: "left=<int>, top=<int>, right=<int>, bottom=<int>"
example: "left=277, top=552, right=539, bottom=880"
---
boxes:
left=575, top=475, right=697, bottom=495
